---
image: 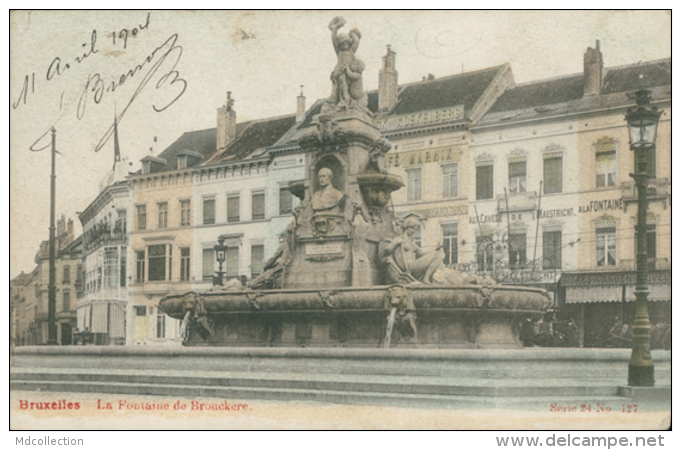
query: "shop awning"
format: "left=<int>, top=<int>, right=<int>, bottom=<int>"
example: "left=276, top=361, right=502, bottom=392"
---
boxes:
left=565, top=286, right=623, bottom=303
left=625, top=284, right=671, bottom=302
left=76, top=300, right=126, bottom=337
left=562, top=270, right=671, bottom=304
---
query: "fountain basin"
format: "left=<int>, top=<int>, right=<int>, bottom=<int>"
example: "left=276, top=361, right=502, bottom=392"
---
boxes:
left=357, top=173, right=404, bottom=207
left=160, top=284, right=550, bottom=348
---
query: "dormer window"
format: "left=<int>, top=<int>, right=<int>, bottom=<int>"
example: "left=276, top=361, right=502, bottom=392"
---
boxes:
left=141, top=155, right=168, bottom=174
left=176, top=150, right=203, bottom=170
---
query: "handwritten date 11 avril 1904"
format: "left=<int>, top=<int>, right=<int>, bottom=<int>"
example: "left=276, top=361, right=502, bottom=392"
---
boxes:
left=12, top=13, right=187, bottom=153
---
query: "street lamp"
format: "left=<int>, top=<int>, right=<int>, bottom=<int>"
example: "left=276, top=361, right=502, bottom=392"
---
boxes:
left=625, top=89, right=662, bottom=387
left=214, top=237, right=227, bottom=286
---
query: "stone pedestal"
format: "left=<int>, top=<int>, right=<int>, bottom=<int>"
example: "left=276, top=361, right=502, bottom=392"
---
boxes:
left=283, top=109, right=397, bottom=290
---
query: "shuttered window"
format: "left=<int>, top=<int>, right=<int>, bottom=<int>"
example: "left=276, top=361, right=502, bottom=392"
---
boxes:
left=227, top=195, right=240, bottom=223
left=252, top=192, right=265, bottom=220
left=203, top=198, right=215, bottom=225
left=543, top=231, right=562, bottom=270
left=202, top=249, right=215, bottom=281
left=543, top=156, right=562, bottom=194
left=251, top=245, right=264, bottom=278
left=476, top=165, right=493, bottom=200
left=509, top=161, right=526, bottom=194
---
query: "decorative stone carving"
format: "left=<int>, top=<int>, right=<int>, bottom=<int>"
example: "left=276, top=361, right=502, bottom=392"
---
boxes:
left=311, top=168, right=345, bottom=213
left=357, top=174, right=403, bottom=208
left=158, top=16, right=551, bottom=349
left=382, top=285, right=418, bottom=344
left=379, top=217, right=445, bottom=284
left=323, top=16, right=369, bottom=114
left=247, top=292, right=264, bottom=310
left=177, top=292, right=214, bottom=343
left=359, top=137, right=393, bottom=174
left=318, top=290, right=338, bottom=309
left=249, top=219, right=295, bottom=290
left=299, top=115, right=347, bottom=152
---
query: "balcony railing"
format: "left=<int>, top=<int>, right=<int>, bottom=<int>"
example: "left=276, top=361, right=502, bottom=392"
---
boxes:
left=620, top=258, right=670, bottom=272
left=84, top=232, right=128, bottom=253
left=621, top=178, right=669, bottom=211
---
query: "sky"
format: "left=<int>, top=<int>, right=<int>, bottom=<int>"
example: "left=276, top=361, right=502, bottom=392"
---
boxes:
left=9, top=10, right=671, bottom=279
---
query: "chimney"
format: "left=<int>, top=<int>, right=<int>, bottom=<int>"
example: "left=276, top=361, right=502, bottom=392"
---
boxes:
left=57, top=214, right=65, bottom=236
left=67, top=219, right=73, bottom=236
left=583, top=40, right=603, bottom=96
left=217, top=91, right=237, bottom=151
left=296, top=85, right=306, bottom=122
left=378, top=45, right=398, bottom=112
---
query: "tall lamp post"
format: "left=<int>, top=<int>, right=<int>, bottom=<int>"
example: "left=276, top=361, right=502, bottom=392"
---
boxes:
left=214, top=237, right=227, bottom=286
left=625, top=89, right=661, bottom=387
left=47, top=128, right=58, bottom=345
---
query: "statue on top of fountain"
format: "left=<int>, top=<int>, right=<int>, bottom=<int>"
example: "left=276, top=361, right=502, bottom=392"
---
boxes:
left=323, top=16, right=369, bottom=115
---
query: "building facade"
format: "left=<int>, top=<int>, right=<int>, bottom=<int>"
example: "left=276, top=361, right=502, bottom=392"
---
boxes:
left=471, top=45, right=670, bottom=345
left=13, top=216, right=82, bottom=346
left=16, top=41, right=667, bottom=348
left=78, top=178, right=130, bottom=345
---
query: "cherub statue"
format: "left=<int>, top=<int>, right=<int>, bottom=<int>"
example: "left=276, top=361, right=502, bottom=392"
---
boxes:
left=327, top=17, right=366, bottom=109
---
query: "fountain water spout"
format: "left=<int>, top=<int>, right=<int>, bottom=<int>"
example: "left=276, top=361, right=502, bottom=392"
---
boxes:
left=384, top=307, right=397, bottom=348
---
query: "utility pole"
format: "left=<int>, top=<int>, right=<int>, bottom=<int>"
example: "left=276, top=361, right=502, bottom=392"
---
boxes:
left=47, top=127, right=58, bottom=345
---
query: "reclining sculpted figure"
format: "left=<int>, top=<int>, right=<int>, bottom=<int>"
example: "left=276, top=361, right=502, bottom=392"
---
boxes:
left=379, top=217, right=444, bottom=284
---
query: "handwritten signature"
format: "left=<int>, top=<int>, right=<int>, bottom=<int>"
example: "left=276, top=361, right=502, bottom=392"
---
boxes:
left=12, top=13, right=187, bottom=153
left=78, top=33, right=187, bottom=152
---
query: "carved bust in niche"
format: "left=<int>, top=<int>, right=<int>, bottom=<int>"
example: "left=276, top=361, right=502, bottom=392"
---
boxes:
left=310, top=167, right=345, bottom=214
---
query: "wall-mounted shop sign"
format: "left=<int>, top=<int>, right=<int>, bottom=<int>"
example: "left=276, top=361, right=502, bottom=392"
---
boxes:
left=539, top=208, right=576, bottom=219
left=385, top=147, right=462, bottom=169
left=469, top=213, right=502, bottom=224
left=578, top=199, right=624, bottom=213
left=380, top=105, right=465, bottom=131
left=414, top=204, right=469, bottom=218
left=561, top=270, right=671, bottom=286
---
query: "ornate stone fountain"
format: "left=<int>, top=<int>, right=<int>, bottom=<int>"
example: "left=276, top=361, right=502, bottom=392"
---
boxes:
left=159, top=17, right=550, bottom=348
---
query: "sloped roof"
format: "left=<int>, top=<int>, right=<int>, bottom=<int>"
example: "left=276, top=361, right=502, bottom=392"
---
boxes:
left=482, top=58, right=670, bottom=123
left=207, top=114, right=297, bottom=164
left=156, top=127, right=223, bottom=171
left=389, top=65, right=505, bottom=117
left=60, top=235, right=82, bottom=256
left=487, top=74, right=584, bottom=114
left=601, top=59, right=671, bottom=94
left=299, top=101, right=325, bottom=129
left=298, top=65, right=504, bottom=133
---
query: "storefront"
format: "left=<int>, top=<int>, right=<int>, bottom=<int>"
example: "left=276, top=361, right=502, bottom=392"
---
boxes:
left=560, top=270, right=671, bottom=347
left=76, top=299, right=127, bottom=345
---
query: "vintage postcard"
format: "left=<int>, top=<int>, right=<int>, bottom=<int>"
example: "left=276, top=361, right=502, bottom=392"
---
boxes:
left=9, top=10, right=671, bottom=434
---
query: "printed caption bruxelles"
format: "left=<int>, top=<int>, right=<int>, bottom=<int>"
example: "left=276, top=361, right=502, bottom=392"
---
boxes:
left=98, top=399, right=250, bottom=412
left=19, top=400, right=81, bottom=410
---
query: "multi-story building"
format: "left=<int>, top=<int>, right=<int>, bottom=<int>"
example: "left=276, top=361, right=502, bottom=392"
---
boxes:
left=470, top=43, right=670, bottom=345
left=128, top=130, right=211, bottom=345
left=127, top=93, right=302, bottom=345
left=12, top=216, right=82, bottom=346
left=10, top=271, right=33, bottom=346
left=78, top=148, right=132, bottom=345
left=376, top=53, right=514, bottom=267
left=12, top=40, right=662, bottom=349
left=194, top=103, right=297, bottom=290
